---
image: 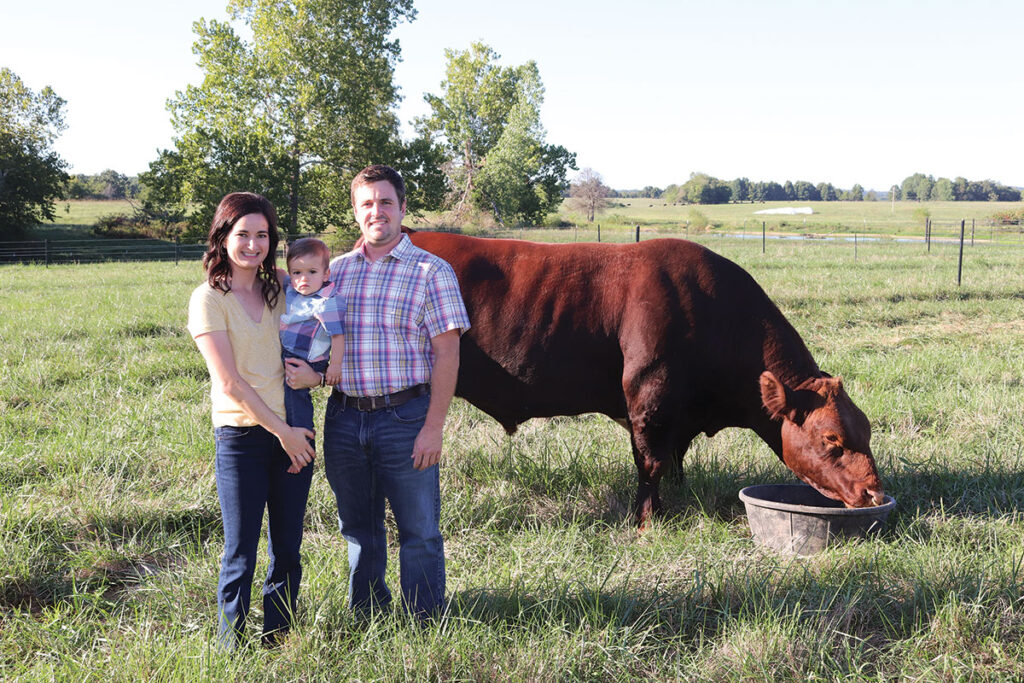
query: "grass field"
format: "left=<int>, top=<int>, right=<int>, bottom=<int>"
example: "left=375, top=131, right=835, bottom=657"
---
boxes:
left=32, top=198, right=1024, bottom=247
left=549, top=199, right=1024, bottom=243
left=2, top=234, right=1024, bottom=679
left=30, top=200, right=135, bottom=240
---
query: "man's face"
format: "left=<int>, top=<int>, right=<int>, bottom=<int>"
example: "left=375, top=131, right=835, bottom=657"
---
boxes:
left=352, top=180, right=406, bottom=251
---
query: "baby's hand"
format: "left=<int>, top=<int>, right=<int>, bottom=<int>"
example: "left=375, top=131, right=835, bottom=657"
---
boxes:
left=325, top=363, right=342, bottom=386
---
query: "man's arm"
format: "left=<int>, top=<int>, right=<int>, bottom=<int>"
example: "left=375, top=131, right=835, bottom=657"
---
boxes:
left=411, top=328, right=460, bottom=471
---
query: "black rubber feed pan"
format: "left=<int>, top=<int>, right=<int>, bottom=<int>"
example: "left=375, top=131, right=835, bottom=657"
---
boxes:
left=739, top=484, right=896, bottom=555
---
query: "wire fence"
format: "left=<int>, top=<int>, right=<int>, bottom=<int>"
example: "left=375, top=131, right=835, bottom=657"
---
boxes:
left=0, top=238, right=208, bottom=265
left=1, top=220, right=1021, bottom=266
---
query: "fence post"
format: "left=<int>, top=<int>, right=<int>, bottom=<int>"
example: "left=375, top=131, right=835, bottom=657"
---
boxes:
left=597, top=224, right=601, bottom=243
left=926, top=217, right=931, bottom=252
left=635, top=224, right=640, bottom=243
left=970, top=218, right=975, bottom=246
left=957, top=219, right=966, bottom=286
left=762, top=221, right=766, bottom=254
left=44, top=239, right=49, bottom=268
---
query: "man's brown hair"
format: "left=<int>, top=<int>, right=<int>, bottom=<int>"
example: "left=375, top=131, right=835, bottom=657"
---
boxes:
left=350, top=164, right=406, bottom=208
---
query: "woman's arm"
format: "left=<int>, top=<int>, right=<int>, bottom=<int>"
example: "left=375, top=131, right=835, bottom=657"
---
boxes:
left=194, top=330, right=315, bottom=470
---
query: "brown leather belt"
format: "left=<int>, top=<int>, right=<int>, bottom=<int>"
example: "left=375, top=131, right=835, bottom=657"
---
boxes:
left=331, top=383, right=430, bottom=411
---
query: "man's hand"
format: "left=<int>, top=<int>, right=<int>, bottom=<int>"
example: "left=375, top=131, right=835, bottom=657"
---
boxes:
left=411, top=423, right=443, bottom=470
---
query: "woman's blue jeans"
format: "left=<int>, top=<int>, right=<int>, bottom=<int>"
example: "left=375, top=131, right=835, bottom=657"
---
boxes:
left=322, top=392, right=445, bottom=618
left=214, top=424, right=313, bottom=648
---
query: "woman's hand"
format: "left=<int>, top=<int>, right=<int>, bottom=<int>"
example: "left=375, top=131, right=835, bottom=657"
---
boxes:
left=277, top=424, right=316, bottom=473
left=284, top=357, right=322, bottom=390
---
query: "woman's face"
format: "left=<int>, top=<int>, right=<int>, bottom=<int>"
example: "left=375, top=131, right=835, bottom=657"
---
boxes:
left=225, top=212, right=270, bottom=272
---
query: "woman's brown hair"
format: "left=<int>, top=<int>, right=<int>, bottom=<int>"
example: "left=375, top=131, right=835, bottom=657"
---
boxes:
left=202, top=192, right=281, bottom=308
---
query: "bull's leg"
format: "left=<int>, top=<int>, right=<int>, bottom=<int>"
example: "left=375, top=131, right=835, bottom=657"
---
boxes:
left=627, top=414, right=681, bottom=529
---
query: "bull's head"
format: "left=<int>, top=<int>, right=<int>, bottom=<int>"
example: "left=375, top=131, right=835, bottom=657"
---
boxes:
left=760, top=371, right=884, bottom=508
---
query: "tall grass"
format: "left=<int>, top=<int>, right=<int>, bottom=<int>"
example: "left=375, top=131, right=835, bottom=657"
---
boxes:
left=2, top=237, right=1023, bottom=679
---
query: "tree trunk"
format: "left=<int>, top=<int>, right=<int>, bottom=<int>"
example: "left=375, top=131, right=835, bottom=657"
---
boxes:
left=289, top=139, right=300, bottom=235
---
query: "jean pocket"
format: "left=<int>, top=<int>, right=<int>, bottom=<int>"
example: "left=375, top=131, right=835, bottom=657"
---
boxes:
left=389, top=395, right=429, bottom=424
left=325, top=395, right=346, bottom=419
left=214, top=425, right=253, bottom=441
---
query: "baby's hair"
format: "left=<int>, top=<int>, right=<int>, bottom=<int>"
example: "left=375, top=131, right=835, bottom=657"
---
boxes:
left=286, top=237, right=331, bottom=270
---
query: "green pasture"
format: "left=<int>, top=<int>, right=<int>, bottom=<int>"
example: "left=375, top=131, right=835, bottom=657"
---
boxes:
left=33, top=198, right=1024, bottom=248
left=32, top=199, right=135, bottom=240
left=2, top=235, right=1024, bottom=680
left=554, top=199, right=1024, bottom=243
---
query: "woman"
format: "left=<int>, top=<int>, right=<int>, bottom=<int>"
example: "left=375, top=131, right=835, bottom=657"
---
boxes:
left=186, top=192, right=316, bottom=649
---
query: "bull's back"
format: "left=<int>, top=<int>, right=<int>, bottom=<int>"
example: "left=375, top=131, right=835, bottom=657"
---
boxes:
left=409, top=233, right=743, bottom=425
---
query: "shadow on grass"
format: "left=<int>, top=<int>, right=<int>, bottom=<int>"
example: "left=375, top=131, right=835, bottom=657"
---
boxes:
left=0, top=506, right=220, bottom=613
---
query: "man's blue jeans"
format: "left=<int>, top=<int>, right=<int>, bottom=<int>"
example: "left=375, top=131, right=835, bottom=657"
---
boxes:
left=214, top=424, right=313, bottom=648
left=322, top=392, right=445, bottom=617
left=282, top=351, right=328, bottom=436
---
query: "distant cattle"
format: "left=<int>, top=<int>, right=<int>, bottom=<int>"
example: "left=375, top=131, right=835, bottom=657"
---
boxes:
left=408, top=231, right=884, bottom=526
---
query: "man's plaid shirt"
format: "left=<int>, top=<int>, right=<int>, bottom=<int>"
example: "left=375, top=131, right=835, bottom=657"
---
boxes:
left=328, top=234, right=470, bottom=397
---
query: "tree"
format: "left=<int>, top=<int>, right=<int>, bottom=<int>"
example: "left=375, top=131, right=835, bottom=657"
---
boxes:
left=793, top=180, right=820, bottom=201
left=932, top=177, right=954, bottom=201
left=845, top=184, right=865, bottom=201
left=145, top=0, right=418, bottom=236
left=0, top=68, right=69, bottom=236
left=569, top=168, right=611, bottom=222
left=417, top=42, right=576, bottom=226
left=900, top=173, right=934, bottom=201
left=680, top=172, right=731, bottom=204
left=729, top=177, right=750, bottom=202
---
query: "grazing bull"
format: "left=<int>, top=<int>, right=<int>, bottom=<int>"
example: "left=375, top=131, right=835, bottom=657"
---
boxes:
left=407, top=231, right=884, bottom=526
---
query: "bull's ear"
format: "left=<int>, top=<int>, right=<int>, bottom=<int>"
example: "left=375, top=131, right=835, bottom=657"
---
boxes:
left=760, top=371, right=793, bottom=421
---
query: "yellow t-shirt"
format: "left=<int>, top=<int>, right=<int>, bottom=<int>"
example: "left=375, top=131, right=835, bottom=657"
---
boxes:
left=187, top=282, right=287, bottom=427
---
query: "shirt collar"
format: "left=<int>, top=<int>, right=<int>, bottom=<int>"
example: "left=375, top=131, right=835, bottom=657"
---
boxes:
left=356, top=232, right=412, bottom=263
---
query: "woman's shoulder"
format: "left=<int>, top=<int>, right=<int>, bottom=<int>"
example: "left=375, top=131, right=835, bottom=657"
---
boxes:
left=189, top=281, right=230, bottom=310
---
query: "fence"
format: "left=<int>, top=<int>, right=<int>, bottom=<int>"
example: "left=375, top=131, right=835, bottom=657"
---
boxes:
left=0, top=237, right=208, bottom=265
left=1, top=220, right=1021, bottom=266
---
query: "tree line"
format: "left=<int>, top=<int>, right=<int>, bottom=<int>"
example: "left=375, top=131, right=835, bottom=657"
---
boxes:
left=643, top=172, right=1020, bottom=205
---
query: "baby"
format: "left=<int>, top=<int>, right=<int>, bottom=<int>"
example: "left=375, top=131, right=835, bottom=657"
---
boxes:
left=279, top=238, right=345, bottom=471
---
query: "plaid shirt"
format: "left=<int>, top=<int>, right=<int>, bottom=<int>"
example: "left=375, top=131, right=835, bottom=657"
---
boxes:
left=279, top=280, right=346, bottom=362
left=328, top=234, right=470, bottom=397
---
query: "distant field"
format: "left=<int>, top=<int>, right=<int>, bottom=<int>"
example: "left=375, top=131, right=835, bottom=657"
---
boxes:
left=557, top=199, right=1024, bottom=242
left=30, top=199, right=134, bottom=240
left=24, top=198, right=1024, bottom=248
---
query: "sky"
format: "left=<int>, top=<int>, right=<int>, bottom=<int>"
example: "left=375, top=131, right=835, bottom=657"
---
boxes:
left=4, top=0, right=1023, bottom=191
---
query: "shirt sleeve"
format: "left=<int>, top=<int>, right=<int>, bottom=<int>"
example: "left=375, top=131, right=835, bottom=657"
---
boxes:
left=186, top=285, right=227, bottom=339
left=316, top=292, right=346, bottom=338
left=423, top=260, right=471, bottom=339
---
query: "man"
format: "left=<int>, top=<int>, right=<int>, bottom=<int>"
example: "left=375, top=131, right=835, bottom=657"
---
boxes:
left=286, top=164, right=469, bottom=618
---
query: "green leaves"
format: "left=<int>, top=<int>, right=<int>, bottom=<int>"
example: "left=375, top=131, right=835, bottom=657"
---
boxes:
left=0, top=68, right=69, bottom=235
left=150, top=0, right=416, bottom=236
left=417, top=42, right=576, bottom=227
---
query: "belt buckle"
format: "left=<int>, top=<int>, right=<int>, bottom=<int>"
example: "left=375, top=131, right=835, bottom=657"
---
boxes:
left=355, top=395, right=374, bottom=411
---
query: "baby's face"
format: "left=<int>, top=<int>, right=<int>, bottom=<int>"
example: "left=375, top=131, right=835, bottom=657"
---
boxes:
left=288, top=254, right=328, bottom=295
